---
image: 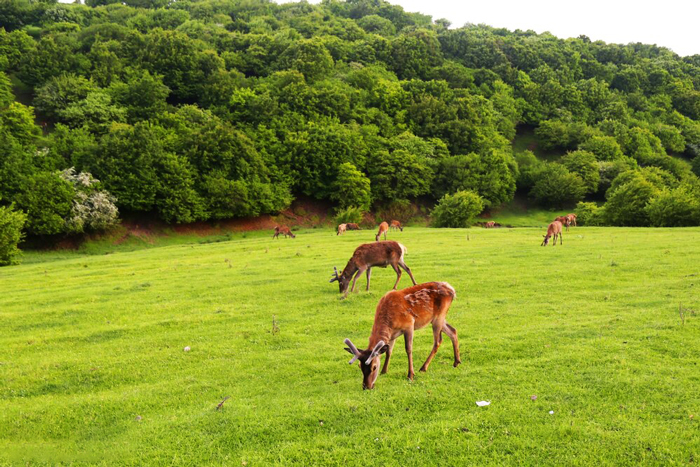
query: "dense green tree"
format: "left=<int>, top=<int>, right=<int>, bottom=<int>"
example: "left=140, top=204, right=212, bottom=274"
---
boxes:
left=604, top=171, right=661, bottom=226
left=0, top=201, right=26, bottom=266
left=530, top=163, right=587, bottom=208
left=645, top=186, right=700, bottom=227
left=330, top=162, right=372, bottom=211
left=560, top=150, right=599, bottom=194
left=431, top=190, right=484, bottom=228
left=367, top=149, right=433, bottom=202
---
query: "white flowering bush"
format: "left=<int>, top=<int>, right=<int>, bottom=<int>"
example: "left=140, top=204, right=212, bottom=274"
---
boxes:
left=60, top=168, right=119, bottom=233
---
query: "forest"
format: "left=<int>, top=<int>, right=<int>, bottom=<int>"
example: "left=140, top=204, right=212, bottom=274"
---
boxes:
left=1, top=0, right=700, bottom=264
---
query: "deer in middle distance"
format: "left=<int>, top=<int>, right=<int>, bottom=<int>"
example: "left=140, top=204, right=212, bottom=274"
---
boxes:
left=390, top=220, right=403, bottom=232
left=375, top=221, right=389, bottom=241
left=541, top=220, right=563, bottom=246
left=554, top=216, right=571, bottom=231
left=329, top=241, right=417, bottom=297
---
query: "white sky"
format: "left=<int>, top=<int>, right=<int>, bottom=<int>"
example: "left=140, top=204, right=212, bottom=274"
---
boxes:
left=288, top=0, right=700, bottom=57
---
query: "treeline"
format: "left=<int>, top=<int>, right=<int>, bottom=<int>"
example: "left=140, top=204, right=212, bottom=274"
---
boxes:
left=1, top=0, right=700, bottom=261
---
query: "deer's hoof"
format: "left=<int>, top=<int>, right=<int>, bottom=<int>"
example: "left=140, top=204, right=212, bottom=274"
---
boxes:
left=454, top=360, right=461, bottom=368
left=407, top=373, right=414, bottom=381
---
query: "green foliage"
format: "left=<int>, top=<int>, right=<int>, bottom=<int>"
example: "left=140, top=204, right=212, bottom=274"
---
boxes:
left=34, top=73, right=97, bottom=120
left=0, top=202, right=26, bottom=266
left=579, top=136, right=624, bottom=161
left=536, top=120, right=599, bottom=151
left=367, top=149, right=433, bottom=202
left=0, top=72, right=13, bottom=107
left=530, top=163, right=587, bottom=208
left=604, top=171, right=661, bottom=226
left=330, top=162, right=371, bottom=211
left=574, top=201, right=605, bottom=226
left=430, top=190, right=484, bottom=228
left=433, top=150, right=516, bottom=206
left=16, top=171, right=74, bottom=235
left=514, top=150, right=544, bottom=191
left=645, top=186, right=700, bottom=227
left=692, top=155, right=700, bottom=177
left=560, top=150, right=599, bottom=194
left=334, top=206, right=364, bottom=225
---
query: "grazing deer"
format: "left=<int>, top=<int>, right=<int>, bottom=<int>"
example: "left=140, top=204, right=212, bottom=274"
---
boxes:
left=337, top=223, right=347, bottom=236
left=343, top=282, right=460, bottom=389
left=541, top=221, right=563, bottom=246
left=272, top=225, right=295, bottom=239
left=484, top=221, right=496, bottom=228
left=346, top=223, right=361, bottom=230
left=329, top=241, right=416, bottom=297
left=567, top=213, right=577, bottom=227
left=554, top=216, right=571, bottom=231
left=375, top=222, right=389, bottom=241
left=390, top=220, right=403, bottom=232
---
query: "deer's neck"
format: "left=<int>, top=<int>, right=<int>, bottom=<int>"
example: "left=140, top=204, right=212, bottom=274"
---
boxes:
left=368, top=320, right=393, bottom=348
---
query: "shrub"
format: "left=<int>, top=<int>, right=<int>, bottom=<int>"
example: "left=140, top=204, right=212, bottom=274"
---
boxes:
left=0, top=202, right=27, bottom=266
left=431, top=190, right=484, bottom=228
left=604, top=172, right=660, bottom=226
left=560, top=150, right=600, bottom=194
left=579, top=136, right=625, bottom=161
left=645, top=186, right=700, bottom=227
left=514, top=150, right=544, bottom=190
left=597, top=157, right=637, bottom=196
left=529, top=163, right=587, bottom=208
left=60, top=168, right=119, bottom=232
left=574, top=201, right=605, bottom=226
left=334, top=206, right=364, bottom=225
left=330, top=162, right=372, bottom=211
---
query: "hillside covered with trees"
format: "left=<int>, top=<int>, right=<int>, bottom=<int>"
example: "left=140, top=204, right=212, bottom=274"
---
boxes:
left=2, top=0, right=700, bottom=262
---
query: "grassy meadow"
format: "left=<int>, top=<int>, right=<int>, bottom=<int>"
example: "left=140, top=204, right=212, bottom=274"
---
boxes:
left=1, top=226, right=699, bottom=465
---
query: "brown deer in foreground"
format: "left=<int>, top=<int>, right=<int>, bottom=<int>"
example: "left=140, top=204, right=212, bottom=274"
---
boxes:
left=346, top=223, right=361, bottom=231
left=337, top=223, right=347, bottom=235
left=541, top=221, right=563, bottom=246
left=567, top=213, right=577, bottom=227
left=390, top=220, right=403, bottom=232
left=375, top=221, right=389, bottom=241
left=554, top=216, right=571, bottom=231
left=343, top=281, right=460, bottom=389
left=272, top=225, right=295, bottom=239
left=329, top=241, right=417, bottom=297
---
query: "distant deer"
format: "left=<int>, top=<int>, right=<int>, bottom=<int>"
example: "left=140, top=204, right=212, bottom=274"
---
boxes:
left=554, top=216, right=571, bottom=231
left=337, top=223, right=347, bottom=236
left=272, top=225, right=295, bottom=239
left=375, top=221, right=389, bottom=241
left=390, top=220, right=403, bottom=232
left=484, top=221, right=496, bottom=228
left=346, top=223, right=361, bottom=231
left=330, top=241, right=416, bottom=297
left=541, top=221, right=563, bottom=246
left=343, top=282, right=460, bottom=389
left=567, top=213, right=577, bottom=227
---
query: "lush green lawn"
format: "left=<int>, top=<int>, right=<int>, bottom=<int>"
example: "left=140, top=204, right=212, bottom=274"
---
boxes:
left=1, top=227, right=699, bottom=465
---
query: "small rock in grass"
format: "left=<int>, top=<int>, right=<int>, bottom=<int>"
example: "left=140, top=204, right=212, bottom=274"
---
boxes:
left=530, top=395, right=537, bottom=401
left=549, top=410, right=554, bottom=415
left=184, top=346, right=191, bottom=352
left=135, top=415, right=142, bottom=421
left=476, top=401, right=491, bottom=407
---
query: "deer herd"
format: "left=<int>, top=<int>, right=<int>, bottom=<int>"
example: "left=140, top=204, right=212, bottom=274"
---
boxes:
left=269, top=211, right=577, bottom=389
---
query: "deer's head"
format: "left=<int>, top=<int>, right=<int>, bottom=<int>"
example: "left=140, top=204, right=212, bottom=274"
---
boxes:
left=343, top=338, right=388, bottom=390
left=541, top=234, right=551, bottom=246
left=329, top=266, right=351, bottom=295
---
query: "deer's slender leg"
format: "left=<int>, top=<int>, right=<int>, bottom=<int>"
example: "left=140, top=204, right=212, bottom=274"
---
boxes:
left=399, top=261, right=417, bottom=285
left=404, top=327, right=415, bottom=381
left=442, top=323, right=461, bottom=367
left=351, top=267, right=365, bottom=293
left=391, top=264, right=402, bottom=289
left=381, top=338, right=397, bottom=374
left=420, top=321, right=444, bottom=372
left=365, top=267, right=372, bottom=291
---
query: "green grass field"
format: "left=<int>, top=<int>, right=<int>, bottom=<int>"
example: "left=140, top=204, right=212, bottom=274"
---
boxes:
left=2, top=227, right=699, bottom=465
